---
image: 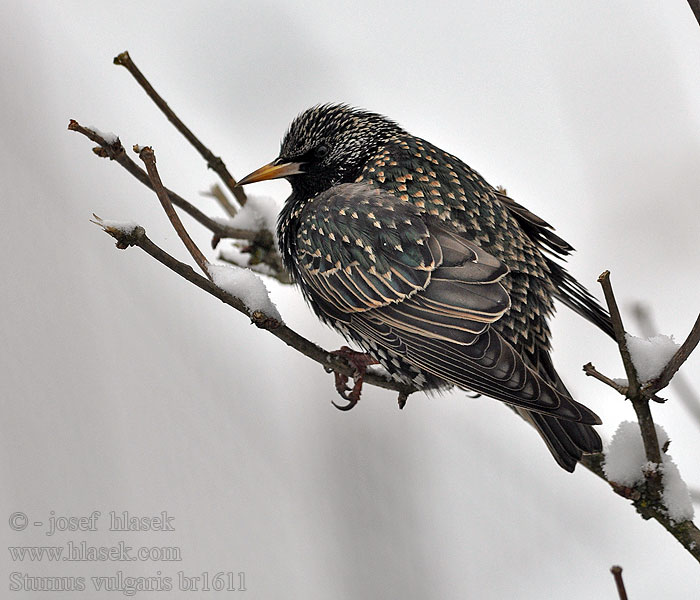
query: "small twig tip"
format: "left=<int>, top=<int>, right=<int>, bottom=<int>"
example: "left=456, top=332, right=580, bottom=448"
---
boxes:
left=113, top=51, right=130, bottom=66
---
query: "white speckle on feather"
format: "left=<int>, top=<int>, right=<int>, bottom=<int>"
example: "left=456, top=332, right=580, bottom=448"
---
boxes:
left=625, top=333, right=680, bottom=382
left=604, top=421, right=694, bottom=523
left=207, top=263, right=282, bottom=322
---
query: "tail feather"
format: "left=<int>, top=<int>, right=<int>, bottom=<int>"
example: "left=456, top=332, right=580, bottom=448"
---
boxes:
left=546, top=257, right=615, bottom=340
left=516, top=408, right=602, bottom=472
left=517, top=346, right=602, bottom=471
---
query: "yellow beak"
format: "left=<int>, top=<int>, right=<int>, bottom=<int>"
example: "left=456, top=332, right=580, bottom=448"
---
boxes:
left=237, top=160, right=304, bottom=186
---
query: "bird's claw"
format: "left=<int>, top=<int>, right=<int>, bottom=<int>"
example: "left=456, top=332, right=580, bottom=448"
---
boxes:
left=329, top=346, right=378, bottom=411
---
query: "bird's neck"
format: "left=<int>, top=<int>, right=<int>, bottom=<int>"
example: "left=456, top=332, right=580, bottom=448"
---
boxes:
left=277, top=191, right=306, bottom=281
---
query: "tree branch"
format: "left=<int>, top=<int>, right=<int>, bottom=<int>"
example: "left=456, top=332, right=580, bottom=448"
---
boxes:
left=113, top=51, right=248, bottom=207
left=92, top=220, right=415, bottom=403
left=577, top=273, right=700, bottom=563
left=583, top=362, right=628, bottom=394
left=137, top=145, right=210, bottom=278
left=580, top=450, right=700, bottom=564
left=610, top=566, right=628, bottom=600
left=68, top=120, right=285, bottom=282
left=598, top=270, right=641, bottom=398
left=598, top=271, right=663, bottom=500
left=202, top=183, right=238, bottom=218
left=68, top=121, right=247, bottom=239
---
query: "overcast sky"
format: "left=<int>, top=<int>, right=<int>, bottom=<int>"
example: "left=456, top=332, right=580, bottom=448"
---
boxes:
left=2, top=1, right=700, bottom=598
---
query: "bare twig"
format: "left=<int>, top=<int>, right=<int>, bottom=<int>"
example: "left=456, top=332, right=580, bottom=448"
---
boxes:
left=202, top=184, right=238, bottom=218
left=583, top=274, right=700, bottom=562
left=137, top=145, right=211, bottom=278
left=598, top=271, right=640, bottom=398
left=610, top=566, right=628, bottom=600
left=598, top=271, right=663, bottom=475
left=113, top=51, right=247, bottom=207
left=583, top=362, right=628, bottom=394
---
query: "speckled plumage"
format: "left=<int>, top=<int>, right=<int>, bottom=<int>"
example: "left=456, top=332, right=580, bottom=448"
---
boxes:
left=241, top=104, right=614, bottom=471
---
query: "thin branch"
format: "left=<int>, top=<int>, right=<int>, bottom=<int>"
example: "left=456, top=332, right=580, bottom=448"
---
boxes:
left=582, top=362, right=628, bottom=394
left=68, top=120, right=254, bottom=241
left=69, top=120, right=284, bottom=279
left=202, top=184, right=238, bottom=218
left=137, top=145, right=211, bottom=278
left=113, top=51, right=248, bottom=207
left=610, top=566, right=628, bottom=600
left=598, top=271, right=663, bottom=473
left=646, top=312, right=700, bottom=396
left=93, top=221, right=415, bottom=401
left=598, top=270, right=640, bottom=398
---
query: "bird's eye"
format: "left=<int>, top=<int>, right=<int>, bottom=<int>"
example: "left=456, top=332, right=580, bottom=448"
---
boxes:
left=315, top=144, right=329, bottom=159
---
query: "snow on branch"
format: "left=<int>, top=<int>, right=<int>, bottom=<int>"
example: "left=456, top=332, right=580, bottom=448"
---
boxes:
left=583, top=271, right=700, bottom=561
left=604, top=421, right=693, bottom=524
left=208, top=263, right=282, bottom=323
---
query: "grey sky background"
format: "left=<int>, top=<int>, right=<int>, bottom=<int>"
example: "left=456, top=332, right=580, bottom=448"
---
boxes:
left=2, top=1, right=699, bottom=598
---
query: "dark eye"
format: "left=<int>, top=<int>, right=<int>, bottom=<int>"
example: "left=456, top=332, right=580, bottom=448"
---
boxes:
left=315, top=144, right=329, bottom=159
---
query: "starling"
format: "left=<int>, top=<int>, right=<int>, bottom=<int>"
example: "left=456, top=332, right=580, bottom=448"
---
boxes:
left=238, top=104, right=614, bottom=471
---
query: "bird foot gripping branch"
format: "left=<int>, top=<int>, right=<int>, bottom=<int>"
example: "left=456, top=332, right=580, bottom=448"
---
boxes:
left=327, top=346, right=378, bottom=411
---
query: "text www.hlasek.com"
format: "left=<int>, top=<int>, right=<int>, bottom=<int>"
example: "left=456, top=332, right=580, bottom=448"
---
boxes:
left=9, top=541, right=181, bottom=562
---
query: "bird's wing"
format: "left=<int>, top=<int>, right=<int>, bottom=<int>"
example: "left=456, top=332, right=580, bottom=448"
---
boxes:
left=297, top=183, right=600, bottom=424
left=296, top=183, right=508, bottom=329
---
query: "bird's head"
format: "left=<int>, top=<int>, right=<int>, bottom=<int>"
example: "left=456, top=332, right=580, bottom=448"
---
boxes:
left=238, top=104, right=404, bottom=197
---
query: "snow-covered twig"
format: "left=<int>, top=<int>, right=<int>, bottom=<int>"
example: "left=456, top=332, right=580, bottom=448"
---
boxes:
left=68, top=120, right=286, bottom=282
left=631, top=304, right=700, bottom=431
left=92, top=220, right=414, bottom=400
left=598, top=270, right=663, bottom=469
left=582, top=272, right=700, bottom=563
left=645, top=313, right=700, bottom=397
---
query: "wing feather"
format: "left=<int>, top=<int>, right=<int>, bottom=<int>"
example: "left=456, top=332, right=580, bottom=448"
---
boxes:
left=296, top=183, right=601, bottom=424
